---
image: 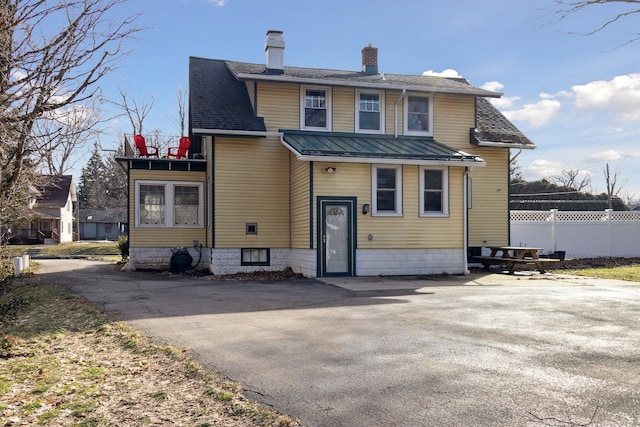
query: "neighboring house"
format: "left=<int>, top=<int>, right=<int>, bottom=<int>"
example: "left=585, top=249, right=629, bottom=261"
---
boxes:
left=78, top=208, right=127, bottom=241
left=8, top=175, right=76, bottom=244
left=120, top=31, right=535, bottom=276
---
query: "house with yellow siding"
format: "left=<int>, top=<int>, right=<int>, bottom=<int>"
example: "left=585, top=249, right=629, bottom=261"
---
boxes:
left=120, top=30, right=535, bottom=277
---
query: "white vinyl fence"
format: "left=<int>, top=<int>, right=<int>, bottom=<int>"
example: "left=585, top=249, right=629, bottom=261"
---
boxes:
left=510, top=210, right=640, bottom=259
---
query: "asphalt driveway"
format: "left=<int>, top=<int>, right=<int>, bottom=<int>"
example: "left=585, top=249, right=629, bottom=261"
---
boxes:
left=36, top=259, right=640, bottom=426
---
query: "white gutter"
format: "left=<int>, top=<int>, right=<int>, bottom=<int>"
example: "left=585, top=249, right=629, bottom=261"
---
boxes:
left=476, top=141, right=536, bottom=149
left=394, top=89, right=406, bottom=139
left=192, top=128, right=282, bottom=137
left=509, top=148, right=523, bottom=163
left=463, top=167, right=471, bottom=275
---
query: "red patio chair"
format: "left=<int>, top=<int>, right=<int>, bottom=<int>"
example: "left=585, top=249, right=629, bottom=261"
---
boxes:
left=167, top=136, right=191, bottom=159
left=133, top=134, right=159, bottom=158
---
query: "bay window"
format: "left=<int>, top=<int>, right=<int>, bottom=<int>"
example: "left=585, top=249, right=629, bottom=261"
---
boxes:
left=136, top=181, right=204, bottom=227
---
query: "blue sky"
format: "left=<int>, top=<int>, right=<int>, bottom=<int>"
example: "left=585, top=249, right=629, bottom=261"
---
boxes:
left=94, top=0, right=639, bottom=201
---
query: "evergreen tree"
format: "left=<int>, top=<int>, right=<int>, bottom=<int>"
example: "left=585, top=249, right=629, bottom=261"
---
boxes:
left=78, top=144, right=107, bottom=209
left=103, top=146, right=128, bottom=208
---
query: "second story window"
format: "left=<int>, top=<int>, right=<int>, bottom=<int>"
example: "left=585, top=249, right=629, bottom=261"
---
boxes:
left=356, top=90, right=384, bottom=133
left=301, top=86, right=331, bottom=131
left=405, top=94, right=432, bottom=136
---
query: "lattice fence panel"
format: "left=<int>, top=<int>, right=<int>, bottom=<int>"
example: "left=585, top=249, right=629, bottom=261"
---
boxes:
left=556, top=212, right=607, bottom=222
left=510, top=211, right=552, bottom=222
left=611, top=212, right=640, bottom=222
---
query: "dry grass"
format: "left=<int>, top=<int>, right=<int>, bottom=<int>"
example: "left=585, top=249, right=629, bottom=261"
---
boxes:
left=0, top=274, right=299, bottom=426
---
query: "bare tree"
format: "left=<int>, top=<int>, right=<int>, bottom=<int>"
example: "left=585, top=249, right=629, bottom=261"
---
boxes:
left=0, top=0, right=141, bottom=202
left=550, top=0, right=640, bottom=46
left=35, top=101, right=101, bottom=175
left=549, top=167, right=592, bottom=192
left=604, top=162, right=623, bottom=209
left=113, top=88, right=154, bottom=135
left=170, top=87, right=187, bottom=136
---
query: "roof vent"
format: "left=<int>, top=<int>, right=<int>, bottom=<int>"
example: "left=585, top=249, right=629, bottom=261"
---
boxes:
left=265, top=30, right=285, bottom=75
left=361, top=44, right=378, bottom=76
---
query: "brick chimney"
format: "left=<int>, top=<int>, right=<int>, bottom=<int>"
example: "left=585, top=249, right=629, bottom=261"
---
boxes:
left=362, top=44, right=378, bottom=76
left=265, top=30, right=285, bottom=74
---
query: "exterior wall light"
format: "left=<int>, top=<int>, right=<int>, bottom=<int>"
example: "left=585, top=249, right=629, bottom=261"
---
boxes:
left=362, top=204, right=370, bottom=215
left=323, top=167, right=337, bottom=173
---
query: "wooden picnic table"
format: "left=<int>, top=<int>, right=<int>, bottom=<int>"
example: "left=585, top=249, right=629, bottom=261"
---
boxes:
left=475, top=246, right=559, bottom=274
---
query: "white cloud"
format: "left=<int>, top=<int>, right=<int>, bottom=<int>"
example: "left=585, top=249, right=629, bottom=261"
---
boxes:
left=526, top=159, right=565, bottom=179
left=572, top=74, right=640, bottom=121
left=588, top=149, right=625, bottom=163
left=422, top=69, right=462, bottom=78
left=502, top=99, right=561, bottom=127
left=481, top=81, right=503, bottom=92
left=207, top=0, right=225, bottom=5
left=481, top=81, right=519, bottom=108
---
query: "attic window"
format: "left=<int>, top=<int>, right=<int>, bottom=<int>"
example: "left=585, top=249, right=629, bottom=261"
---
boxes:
left=86, top=215, right=93, bottom=220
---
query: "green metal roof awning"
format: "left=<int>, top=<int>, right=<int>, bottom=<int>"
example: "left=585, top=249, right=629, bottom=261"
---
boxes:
left=280, top=130, right=485, bottom=167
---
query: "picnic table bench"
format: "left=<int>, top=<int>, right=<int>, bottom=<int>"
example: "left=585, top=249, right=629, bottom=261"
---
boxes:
left=474, top=246, right=560, bottom=274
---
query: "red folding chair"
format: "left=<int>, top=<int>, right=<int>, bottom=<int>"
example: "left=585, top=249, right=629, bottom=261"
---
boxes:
left=167, top=136, right=191, bottom=159
left=133, top=135, right=159, bottom=158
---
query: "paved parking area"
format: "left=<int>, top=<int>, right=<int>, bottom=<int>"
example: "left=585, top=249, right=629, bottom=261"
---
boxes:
left=37, top=260, right=640, bottom=426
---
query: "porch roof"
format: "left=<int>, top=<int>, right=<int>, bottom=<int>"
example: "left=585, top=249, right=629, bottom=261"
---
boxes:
left=280, top=130, right=485, bottom=167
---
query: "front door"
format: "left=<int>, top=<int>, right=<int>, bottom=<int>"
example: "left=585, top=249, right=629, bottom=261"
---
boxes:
left=318, top=197, right=356, bottom=277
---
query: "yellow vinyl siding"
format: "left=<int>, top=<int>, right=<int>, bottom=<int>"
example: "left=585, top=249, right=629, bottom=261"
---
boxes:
left=433, top=94, right=475, bottom=150
left=129, top=169, right=207, bottom=247
left=332, top=86, right=355, bottom=132
left=214, top=136, right=290, bottom=247
left=312, top=163, right=465, bottom=249
left=256, top=81, right=299, bottom=131
left=385, top=90, right=404, bottom=135
left=467, top=148, right=510, bottom=247
left=290, top=154, right=310, bottom=248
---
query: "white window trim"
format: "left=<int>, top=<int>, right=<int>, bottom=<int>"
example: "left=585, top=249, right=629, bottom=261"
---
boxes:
left=135, top=180, right=204, bottom=228
left=300, top=85, right=332, bottom=131
left=371, top=165, right=403, bottom=216
left=355, top=89, right=385, bottom=134
left=419, top=167, right=449, bottom=217
left=404, top=92, right=433, bottom=136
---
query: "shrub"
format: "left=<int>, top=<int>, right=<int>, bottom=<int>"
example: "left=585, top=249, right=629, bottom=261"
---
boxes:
left=117, top=236, right=129, bottom=261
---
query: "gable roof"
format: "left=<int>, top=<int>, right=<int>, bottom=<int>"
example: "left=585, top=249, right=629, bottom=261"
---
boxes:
left=189, top=57, right=267, bottom=133
left=472, top=97, right=536, bottom=149
left=35, top=175, right=75, bottom=209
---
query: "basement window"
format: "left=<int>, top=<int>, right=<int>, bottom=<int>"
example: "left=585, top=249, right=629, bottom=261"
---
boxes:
left=241, top=248, right=270, bottom=266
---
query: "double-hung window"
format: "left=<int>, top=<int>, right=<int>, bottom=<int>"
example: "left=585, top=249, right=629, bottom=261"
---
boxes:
left=404, top=94, right=433, bottom=135
left=136, top=181, right=204, bottom=227
left=420, top=167, right=448, bottom=216
left=301, top=86, right=331, bottom=130
left=372, top=165, right=402, bottom=216
left=356, top=90, right=384, bottom=133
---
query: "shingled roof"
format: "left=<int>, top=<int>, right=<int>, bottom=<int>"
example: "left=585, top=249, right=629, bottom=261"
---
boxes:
left=35, top=175, right=75, bottom=209
left=189, top=57, right=266, bottom=133
left=225, top=61, right=500, bottom=97
left=472, top=97, right=536, bottom=149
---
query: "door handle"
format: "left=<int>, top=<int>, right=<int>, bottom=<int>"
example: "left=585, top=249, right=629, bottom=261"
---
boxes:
left=322, top=234, right=327, bottom=244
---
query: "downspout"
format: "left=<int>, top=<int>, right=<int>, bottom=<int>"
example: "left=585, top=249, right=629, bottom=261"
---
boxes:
left=394, top=89, right=406, bottom=139
left=463, top=167, right=471, bottom=275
